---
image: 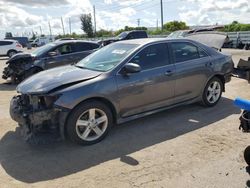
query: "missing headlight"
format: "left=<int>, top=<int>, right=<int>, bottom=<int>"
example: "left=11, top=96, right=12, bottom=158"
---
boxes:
left=43, top=95, right=60, bottom=108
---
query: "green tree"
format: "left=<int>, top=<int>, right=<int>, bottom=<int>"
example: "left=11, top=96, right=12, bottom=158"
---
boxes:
left=163, top=21, right=189, bottom=32
left=114, top=26, right=147, bottom=36
left=80, top=13, right=94, bottom=38
left=223, top=21, right=250, bottom=32
left=95, top=29, right=113, bottom=37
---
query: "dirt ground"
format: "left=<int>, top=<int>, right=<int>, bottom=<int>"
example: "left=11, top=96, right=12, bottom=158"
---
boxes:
left=0, top=49, right=250, bottom=188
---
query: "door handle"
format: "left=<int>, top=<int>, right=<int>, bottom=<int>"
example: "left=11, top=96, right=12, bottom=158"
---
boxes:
left=165, top=70, right=173, bottom=76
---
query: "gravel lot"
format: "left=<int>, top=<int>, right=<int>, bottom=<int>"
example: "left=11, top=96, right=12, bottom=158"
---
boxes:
left=0, top=49, right=250, bottom=188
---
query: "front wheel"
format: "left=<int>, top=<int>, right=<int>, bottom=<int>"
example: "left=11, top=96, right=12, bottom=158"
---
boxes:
left=202, top=77, right=223, bottom=107
left=66, top=101, right=113, bottom=145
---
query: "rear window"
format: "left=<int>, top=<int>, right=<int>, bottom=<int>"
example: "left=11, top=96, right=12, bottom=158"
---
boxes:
left=74, top=42, right=99, bottom=52
left=0, top=41, right=13, bottom=46
left=171, top=42, right=201, bottom=63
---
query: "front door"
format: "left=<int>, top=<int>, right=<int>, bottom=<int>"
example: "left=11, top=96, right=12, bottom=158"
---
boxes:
left=44, top=43, right=75, bottom=69
left=116, top=43, right=176, bottom=117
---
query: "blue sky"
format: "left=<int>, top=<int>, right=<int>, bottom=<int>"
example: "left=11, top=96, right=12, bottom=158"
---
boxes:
left=0, top=0, right=249, bottom=38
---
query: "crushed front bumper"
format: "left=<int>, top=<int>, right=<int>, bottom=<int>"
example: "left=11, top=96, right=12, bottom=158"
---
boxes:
left=2, top=66, right=13, bottom=80
left=10, top=95, right=69, bottom=143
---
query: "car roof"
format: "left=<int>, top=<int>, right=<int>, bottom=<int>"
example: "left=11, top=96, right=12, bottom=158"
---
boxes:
left=53, top=40, right=99, bottom=45
left=0, top=39, right=17, bottom=42
left=116, top=38, right=199, bottom=46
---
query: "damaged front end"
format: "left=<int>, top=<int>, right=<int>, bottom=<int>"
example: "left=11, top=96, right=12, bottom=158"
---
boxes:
left=10, top=94, right=69, bottom=144
left=2, top=54, right=34, bottom=83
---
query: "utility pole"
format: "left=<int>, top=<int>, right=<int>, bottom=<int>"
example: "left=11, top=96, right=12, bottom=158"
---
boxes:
left=137, top=18, right=140, bottom=27
left=39, top=26, right=43, bottom=35
left=156, top=19, right=158, bottom=30
left=48, top=21, right=52, bottom=37
left=61, top=17, right=65, bottom=35
left=160, top=0, right=163, bottom=31
left=93, top=5, right=96, bottom=36
left=69, top=17, right=72, bottom=35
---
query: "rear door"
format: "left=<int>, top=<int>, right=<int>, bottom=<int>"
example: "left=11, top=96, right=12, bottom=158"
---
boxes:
left=72, top=42, right=99, bottom=62
left=116, top=42, right=176, bottom=117
left=170, top=41, right=214, bottom=103
left=44, top=43, right=75, bottom=69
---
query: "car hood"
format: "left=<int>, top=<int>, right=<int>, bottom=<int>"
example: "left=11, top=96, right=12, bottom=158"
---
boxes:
left=17, top=65, right=102, bottom=94
left=6, top=53, right=33, bottom=64
left=185, top=32, right=227, bottom=50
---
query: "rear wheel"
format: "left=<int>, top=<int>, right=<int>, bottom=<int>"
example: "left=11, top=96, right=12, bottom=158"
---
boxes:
left=202, top=77, right=223, bottom=107
left=66, top=101, right=113, bottom=145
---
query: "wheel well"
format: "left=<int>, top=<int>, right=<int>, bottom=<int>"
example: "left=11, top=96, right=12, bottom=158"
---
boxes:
left=84, top=97, right=118, bottom=123
left=31, top=66, right=43, bottom=72
left=62, top=97, right=118, bottom=139
left=213, top=75, right=225, bottom=92
left=7, top=49, right=17, bottom=54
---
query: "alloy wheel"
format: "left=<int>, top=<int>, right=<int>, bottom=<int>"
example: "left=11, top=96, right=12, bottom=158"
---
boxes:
left=206, top=81, right=221, bottom=104
left=75, top=108, right=108, bottom=141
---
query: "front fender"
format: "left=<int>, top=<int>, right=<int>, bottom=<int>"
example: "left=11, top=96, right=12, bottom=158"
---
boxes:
left=53, top=77, right=119, bottom=113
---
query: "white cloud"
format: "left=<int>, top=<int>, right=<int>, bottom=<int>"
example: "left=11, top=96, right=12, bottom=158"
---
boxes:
left=179, top=0, right=250, bottom=25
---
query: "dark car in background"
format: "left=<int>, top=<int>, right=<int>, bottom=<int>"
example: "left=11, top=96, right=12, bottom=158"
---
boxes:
left=5, top=37, right=29, bottom=47
left=99, top=30, right=148, bottom=46
left=10, top=38, right=233, bottom=145
left=2, top=40, right=100, bottom=83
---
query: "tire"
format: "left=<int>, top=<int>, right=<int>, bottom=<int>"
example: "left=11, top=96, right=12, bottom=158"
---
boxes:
left=244, top=146, right=250, bottom=166
left=202, top=77, right=223, bottom=107
left=66, top=101, right=113, bottom=145
left=7, top=50, right=17, bottom=57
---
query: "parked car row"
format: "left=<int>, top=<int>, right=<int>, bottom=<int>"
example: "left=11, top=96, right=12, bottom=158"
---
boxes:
left=2, top=40, right=100, bottom=83
left=8, top=37, right=234, bottom=145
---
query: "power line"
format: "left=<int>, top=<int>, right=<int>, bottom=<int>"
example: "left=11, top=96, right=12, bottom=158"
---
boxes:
left=97, top=0, right=157, bottom=12
left=97, top=2, right=160, bottom=20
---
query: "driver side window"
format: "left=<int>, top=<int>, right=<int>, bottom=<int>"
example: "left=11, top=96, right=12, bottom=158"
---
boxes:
left=130, top=43, right=170, bottom=70
left=55, top=44, right=73, bottom=55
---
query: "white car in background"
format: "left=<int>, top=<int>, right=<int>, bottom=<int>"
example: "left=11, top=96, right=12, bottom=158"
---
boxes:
left=0, top=40, right=23, bottom=57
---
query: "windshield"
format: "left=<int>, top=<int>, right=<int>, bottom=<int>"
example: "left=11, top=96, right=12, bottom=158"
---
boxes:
left=76, top=43, right=139, bottom=72
left=31, top=43, right=56, bottom=56
left=117, top=32, right=128, bottom=39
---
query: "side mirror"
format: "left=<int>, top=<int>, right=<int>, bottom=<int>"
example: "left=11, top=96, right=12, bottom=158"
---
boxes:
left=48, top=51, right=57, bottom=57
left=122, top=63, right=141, bottom=74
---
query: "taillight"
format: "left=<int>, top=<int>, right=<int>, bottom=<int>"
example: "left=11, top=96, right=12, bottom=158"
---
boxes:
left=16, top=43, right=22, bottom=48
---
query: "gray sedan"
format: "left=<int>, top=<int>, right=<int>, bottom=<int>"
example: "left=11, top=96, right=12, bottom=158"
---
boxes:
left=10, top=38, right=233, bottom=145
